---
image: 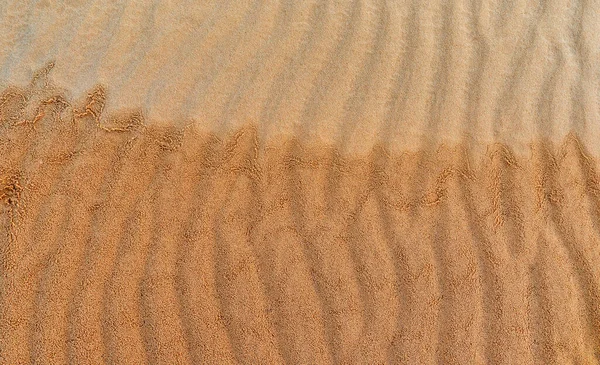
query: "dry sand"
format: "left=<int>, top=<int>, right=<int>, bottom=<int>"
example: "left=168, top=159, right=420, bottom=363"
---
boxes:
left=1, top=0, right=600, bottom=155
left=1, top=1, right=600, bottom=364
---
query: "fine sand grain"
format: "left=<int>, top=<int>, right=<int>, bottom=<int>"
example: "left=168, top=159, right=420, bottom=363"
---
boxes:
left=0, top=0, right=599, bottom=155
left=0, top=72, right=599, bottom=364
left=1, top=1, right=600, bottom=364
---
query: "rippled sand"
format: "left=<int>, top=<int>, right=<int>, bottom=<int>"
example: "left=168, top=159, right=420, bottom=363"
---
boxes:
left=1, top=1, right=600, bottom=364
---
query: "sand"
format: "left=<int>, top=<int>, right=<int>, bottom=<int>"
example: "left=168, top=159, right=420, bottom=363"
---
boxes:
left=1, top=0, right=600, bottom=156
left=1, top=1, right=600, bottom=364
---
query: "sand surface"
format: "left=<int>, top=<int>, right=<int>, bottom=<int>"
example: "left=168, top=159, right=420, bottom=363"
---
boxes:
left=1, top=1, right=600, bottom=364
left=1, top=0, right=600, bottom=155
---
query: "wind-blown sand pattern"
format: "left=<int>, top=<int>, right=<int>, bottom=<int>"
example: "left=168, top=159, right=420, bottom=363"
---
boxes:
left=1, top=0, right=600, bottom=154
left=1, top=1, right=600, bottom=364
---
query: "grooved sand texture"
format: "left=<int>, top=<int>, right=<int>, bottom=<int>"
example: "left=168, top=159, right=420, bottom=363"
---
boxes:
left=0, top=78, right=600, bottom=364
left=1, top=0, right=600, bottom=364
left=0, top=0, right=599, bottom=154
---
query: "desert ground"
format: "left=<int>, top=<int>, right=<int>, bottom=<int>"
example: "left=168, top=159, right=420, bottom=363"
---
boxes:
left=1, top=0, right=600, bottom=364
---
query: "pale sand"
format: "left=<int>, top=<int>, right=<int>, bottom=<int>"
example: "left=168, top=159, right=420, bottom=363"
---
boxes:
left=1, top=1, right=600, bottom=364
left=1, top=0, right=600, bottom=155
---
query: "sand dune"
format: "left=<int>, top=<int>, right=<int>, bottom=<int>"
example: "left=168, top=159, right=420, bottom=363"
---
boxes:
left=1, top=0, right=600, bottom=364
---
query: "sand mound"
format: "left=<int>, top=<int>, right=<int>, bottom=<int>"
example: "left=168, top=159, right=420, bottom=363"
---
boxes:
left=1, top=79, right=600, bottom=364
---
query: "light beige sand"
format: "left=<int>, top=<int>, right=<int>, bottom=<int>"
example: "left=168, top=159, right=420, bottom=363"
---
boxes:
left=1, top=0, right=600, bottom=155
left=1, top=1, right=600, bottom=364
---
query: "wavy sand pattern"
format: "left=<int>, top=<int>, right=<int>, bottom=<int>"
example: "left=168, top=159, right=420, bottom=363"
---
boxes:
left=1, top=0, right=599, bottom=154
left=1, top=1, right=600, bottom=364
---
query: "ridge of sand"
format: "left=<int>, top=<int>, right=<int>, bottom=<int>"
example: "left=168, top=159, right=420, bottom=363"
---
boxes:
left=1, top=78, right=600, bottom=364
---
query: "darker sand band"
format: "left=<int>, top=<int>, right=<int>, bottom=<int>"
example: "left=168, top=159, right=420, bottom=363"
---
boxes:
left=1, top=81, right=600, bottom=364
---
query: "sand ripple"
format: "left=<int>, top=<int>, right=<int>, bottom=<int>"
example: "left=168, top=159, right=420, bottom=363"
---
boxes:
left=1, top=81, right=599, bottom=364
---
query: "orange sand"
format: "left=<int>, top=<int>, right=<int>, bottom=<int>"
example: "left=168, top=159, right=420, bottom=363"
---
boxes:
left=1, top=71, right=600, bottom=364
left=2, top=0, right=600, bottom=362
